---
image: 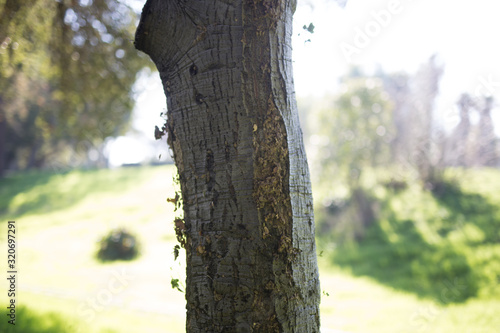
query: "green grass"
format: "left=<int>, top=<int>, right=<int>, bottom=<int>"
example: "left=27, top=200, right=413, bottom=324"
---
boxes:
left=0, top=167, right=159, bottom=219
left=1, top=165, right=499, bottom=332
left=316, top=167, right=500, bottom=331
left=0, top=306, right=77, bottom=333
left=0, top=165, right=185, bottom=333
left=319, top=264, right=500, bottom=333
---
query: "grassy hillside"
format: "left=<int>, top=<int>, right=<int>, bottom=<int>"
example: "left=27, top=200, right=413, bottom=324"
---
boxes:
left=316, top=167, right=500, bottom=331
left=319, top=168, right=500, bottom=302
left=1, top=166, right=499, bottom=332
left=0, top=165, right=186, bottom=333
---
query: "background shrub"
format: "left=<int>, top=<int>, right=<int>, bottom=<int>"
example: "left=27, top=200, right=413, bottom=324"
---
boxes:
left=96, top=228, right=140, bottom=262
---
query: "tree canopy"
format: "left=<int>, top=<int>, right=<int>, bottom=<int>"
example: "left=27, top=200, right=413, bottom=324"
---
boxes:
left=0, top=0, right=150, bottom=174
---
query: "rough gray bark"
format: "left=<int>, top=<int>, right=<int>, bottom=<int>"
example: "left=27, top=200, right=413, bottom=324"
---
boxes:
left=135, top=1, right=320, bottom=331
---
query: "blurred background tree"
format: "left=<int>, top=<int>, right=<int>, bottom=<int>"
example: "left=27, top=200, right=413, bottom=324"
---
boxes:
left=304, top=67, right=395, bottom=240
left=330, top=68, right=395, bottom=187
left=300, top=55, right=499, bottom=244
left=405, top=55, right=444, bottom=186
left=0, top=0, right=150, bottom=177
left=474, top=96, right=498, bottom=167
left=299, top=54, right=500, bottom=302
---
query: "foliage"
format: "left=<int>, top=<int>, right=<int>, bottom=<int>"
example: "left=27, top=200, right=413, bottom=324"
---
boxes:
left=303, top=70, right=395, bottom=240
left=171, top=278, right=184, bottom=293
left=321, top=168, right=500, bottom=303
left=96, top=227, right=140, bottom=261
left=304, top=58, right=497, bottom=247
left=0, top=306, right=77, bottom=333
left=0, top=0, right=151, bottom=174
left=307, top=74, right=394, bottom=190
left=317, top=185, right=378, bottom=242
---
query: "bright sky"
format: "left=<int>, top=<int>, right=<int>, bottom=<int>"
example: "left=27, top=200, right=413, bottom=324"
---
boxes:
left=109, top=0, right=500, bottom=166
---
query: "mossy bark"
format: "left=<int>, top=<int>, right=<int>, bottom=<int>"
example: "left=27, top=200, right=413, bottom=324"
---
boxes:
left=135, top=1, right=320, bottom=331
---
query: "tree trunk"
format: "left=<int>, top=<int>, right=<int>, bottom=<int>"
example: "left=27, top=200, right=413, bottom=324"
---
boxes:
left=135, top=1, right=320, bottom=332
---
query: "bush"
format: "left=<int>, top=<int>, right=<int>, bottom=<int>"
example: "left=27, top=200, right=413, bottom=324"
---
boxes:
left=96, top=228, right=140, bottom=262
